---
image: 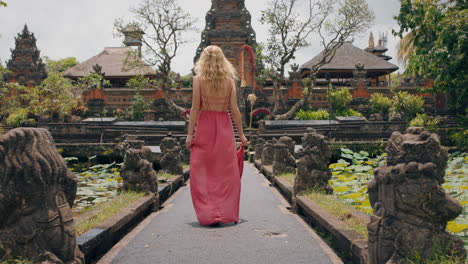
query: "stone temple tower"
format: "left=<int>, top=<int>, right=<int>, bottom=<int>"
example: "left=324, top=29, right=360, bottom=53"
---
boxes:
left=194, top=0, right=257, bottom=78
left=6, top=24, right=47, bottom=86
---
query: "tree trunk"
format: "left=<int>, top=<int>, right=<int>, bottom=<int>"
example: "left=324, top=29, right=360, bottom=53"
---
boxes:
left=272, top=79, right=281, bottom=114
left=273, top=82, right=312, bottom=120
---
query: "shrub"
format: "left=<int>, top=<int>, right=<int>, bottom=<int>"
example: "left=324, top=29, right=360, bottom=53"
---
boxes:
left=409, top=113, right=440, bottom=132
left=295, top=109, right=330, bottom=120
left=450, top=130, right=468, bottom=151
left=6, top=108, right=29, bottom=127
left=390, top=91, right=425, bottom=121
left=335, top=109, right=364, bottom=117
left=330, top=88, right=352, bottom=114
left=369, top=93, right=392, bottom=117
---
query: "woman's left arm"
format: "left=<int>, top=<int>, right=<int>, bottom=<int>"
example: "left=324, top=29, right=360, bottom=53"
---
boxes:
left=186, top=77, right=201, bottom=148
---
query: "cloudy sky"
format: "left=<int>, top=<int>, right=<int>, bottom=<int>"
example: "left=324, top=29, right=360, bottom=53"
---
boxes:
left=0, top=0, right=402, bottom=76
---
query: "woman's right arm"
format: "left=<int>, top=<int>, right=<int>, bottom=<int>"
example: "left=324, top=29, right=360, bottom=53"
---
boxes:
left=229, top=79, right=248, bottom=145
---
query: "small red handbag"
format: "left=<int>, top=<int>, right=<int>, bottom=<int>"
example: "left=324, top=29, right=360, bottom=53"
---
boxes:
left=236, top=143, right=244, bottom=178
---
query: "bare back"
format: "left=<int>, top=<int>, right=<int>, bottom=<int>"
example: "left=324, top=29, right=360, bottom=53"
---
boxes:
left=198, top=78, right=233, bottom=112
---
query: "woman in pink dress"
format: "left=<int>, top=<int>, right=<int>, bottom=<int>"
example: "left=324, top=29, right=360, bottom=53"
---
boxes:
left=185, top=45, right=248, bottom=226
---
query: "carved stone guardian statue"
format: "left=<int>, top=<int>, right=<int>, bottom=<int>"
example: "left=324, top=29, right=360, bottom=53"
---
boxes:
left=0, top=128, right=85, bottom=263
left=261, top=139, right=276, bottom=166
left=120, top=137, right=159, bottom=211
left=160, top=134, right=183, bottom=175
left=254, top=138, right=266, bottom=161
left=272, top=143, right=296, bottom=175
left=367, top=127, right=466, bottom=263
left=294, top=128, right=333, bottom=195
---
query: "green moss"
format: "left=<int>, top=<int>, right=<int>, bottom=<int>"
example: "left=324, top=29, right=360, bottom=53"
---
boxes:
left=303, top=189, right=368, bottom=238
left=75, top=191, right=145, bottom=236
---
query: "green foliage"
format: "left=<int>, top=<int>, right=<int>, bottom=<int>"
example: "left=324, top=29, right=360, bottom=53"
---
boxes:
left=409, top=113, right=440, bottom=132
left=181, top=75, right=192, bottom=87
left=295, top=109, right=329, bottom=120
left=405, top=237, right=465, bottom=264
left=43, top=56, right=79, bottom=73
left=6, top=108, right=31, bottom=127
left=390, top=91, right=425, bottom=121
left=394, top=0, right=468, bottom=110
left=126, top=74, right=157, bottom=90
left=0, top=1, right=6, bottom=7
left=330, top=88, right=352, bottom=114
left=335, top=109, right=363, bottom=117
left=131, top=93, right=150, bottom=121
left=127, top=75, right=153, bottom=121
left=370, top=93, right=392, bottom=117
left=451, top=130, right=468, bottom=152
left=77, top=72, right=111, bottom=90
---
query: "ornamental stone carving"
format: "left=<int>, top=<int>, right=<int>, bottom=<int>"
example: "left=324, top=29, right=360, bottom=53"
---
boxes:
left=272, top=143, right=296, bottom=176
left=294, top=128, right=333, bottom=195
left=0, top=128, right=84, bottom=263
left=367, top=127, right=466, bottom=263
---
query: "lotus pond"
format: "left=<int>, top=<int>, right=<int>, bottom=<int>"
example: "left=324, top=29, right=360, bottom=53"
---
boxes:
left=65, top=157, right=122, bottom=213
left=328, top=148, right=468, bottom=248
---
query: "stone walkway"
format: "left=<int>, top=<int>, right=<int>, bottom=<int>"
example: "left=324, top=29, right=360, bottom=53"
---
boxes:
left=97, top=163, right=342, bottom=264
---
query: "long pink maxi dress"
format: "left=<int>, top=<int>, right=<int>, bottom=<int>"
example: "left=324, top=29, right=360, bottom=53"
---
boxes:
left=189, top=80, right=241, bottom=226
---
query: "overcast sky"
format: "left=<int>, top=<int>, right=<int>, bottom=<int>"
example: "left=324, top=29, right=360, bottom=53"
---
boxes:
left=0, top=0, right=402, bottom=76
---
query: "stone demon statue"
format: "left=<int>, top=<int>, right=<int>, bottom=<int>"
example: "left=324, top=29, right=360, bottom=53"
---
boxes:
left=294, top=128, right=333, bottom=195
left=272, top=143, right=296, bottom=176
left=160, top=134, right=183, bottom=175
left=120, top=139, right=158, bottom=194
left=367, top=127, right=466, bottom=263
left=0, top=128, right=84, bottom=263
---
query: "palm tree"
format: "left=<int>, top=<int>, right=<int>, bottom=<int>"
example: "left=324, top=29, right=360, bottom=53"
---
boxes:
left=396, top=31, right=415, bottom=65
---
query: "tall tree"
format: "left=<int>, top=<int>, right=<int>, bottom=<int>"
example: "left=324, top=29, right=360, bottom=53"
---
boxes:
left=115, top=0, right=197, bottom=116
left=259, top=0, right=374, bottom=118
left=394, top=0, right=468, bottom=110
left=43, top=57, right=79, bottom=73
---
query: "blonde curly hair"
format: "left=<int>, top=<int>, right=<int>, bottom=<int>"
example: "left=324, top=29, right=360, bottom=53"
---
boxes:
left=194, top=45, right=238, bottom=95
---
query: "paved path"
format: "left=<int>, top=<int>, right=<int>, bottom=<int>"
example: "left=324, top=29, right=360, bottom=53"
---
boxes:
left=98, top=163, right=342, bottom=264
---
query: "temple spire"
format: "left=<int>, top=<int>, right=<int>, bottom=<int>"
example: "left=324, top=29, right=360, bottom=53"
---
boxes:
left=368, top=32, right=375, bottom=49
left=6, top=24, right=47, bottom=86
left=194, top=0, right=257, bottom=70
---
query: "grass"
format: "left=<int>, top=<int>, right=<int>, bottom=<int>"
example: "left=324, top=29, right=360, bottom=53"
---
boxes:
left=277, top=172, right=296, bottom=185
left=182, top=163, right=189, bottom=169
left=405, top=238, right=466, bottom=264
left=303, top=189, right=369, bottom=238
left=0, top=242, right=34, bottom=264
left=75, top=191, right=146, bottom=236
left=0, top=258, right=33, bottom=264
left=158, top=171, right=176, bottom=180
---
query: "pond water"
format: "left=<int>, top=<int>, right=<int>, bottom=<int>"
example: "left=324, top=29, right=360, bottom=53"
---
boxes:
left=65, top=158, right=122, bottom=213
